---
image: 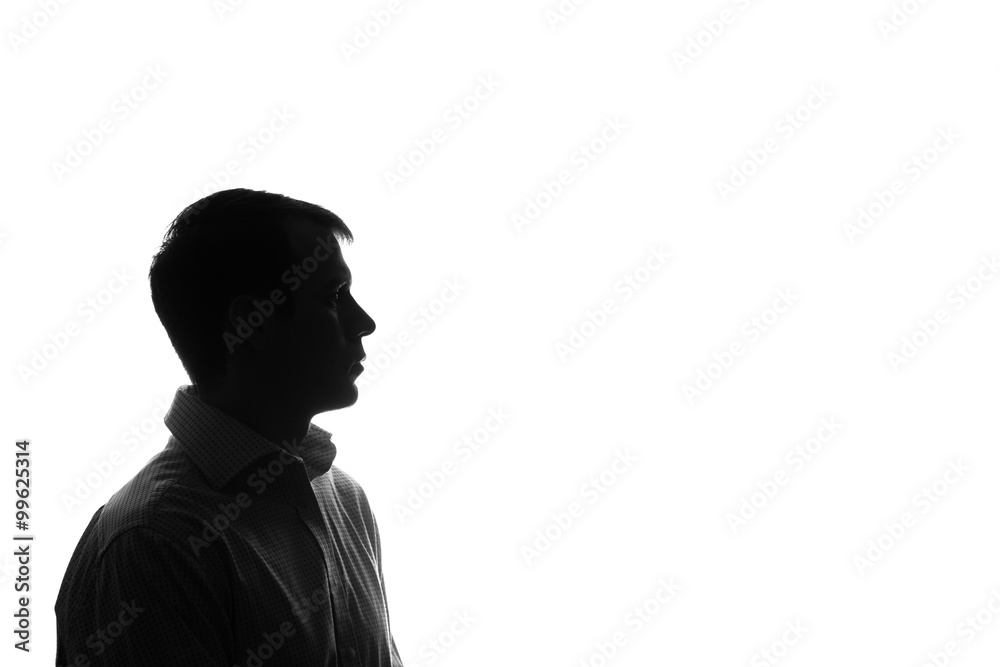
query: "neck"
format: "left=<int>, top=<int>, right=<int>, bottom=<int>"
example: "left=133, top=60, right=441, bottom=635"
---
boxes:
left=195, top=382, right=311, bottom=455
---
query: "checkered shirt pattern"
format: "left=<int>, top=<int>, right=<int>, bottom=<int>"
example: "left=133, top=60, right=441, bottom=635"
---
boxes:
left=55, top=385, right=404, bottom=666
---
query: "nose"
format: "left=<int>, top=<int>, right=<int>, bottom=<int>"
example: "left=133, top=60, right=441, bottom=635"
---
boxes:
left=352, top=301, right=376, bottom=338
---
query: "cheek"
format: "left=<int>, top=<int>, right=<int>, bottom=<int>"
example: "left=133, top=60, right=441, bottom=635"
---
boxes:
left=298, top=313, right=349, bottom=355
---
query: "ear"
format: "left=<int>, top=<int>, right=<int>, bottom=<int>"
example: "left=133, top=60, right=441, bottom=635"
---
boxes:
left=225, top=294, right=277, bottom=354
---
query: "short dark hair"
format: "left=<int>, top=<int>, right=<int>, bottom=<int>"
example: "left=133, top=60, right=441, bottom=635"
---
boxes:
left=149, top=188, right=353, bottom=389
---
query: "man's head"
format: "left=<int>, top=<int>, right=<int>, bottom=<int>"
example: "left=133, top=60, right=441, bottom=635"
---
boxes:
left=149, top=188, right=376, bottom=415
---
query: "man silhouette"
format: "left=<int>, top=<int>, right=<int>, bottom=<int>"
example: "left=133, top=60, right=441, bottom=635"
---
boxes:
left=55, top=188, right=404, bottom=666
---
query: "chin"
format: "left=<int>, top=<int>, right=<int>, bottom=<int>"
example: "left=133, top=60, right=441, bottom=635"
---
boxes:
left=322, top=386, right=359, bottom=412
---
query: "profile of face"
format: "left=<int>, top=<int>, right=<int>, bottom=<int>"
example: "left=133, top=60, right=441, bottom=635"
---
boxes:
left=232, top=218, right=376, bottom=416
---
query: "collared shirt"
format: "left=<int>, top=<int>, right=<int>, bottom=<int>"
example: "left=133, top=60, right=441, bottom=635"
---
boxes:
left=55, top=385, right=404, bottom=666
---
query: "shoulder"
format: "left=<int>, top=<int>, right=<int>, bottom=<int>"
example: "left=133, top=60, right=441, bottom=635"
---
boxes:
left=93, top=437, right=216, bottom=556
left=328, top=463, right=373, bottom=512
left=56, top=439, right=231, bottom=599
left=325, top=463, right=385, bottom=539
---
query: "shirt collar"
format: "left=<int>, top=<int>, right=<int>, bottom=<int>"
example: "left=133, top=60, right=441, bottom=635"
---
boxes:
left=163, top=385, right=337, bottom=489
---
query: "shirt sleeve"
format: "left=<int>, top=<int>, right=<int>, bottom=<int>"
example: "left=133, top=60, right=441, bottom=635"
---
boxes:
left=63, top=526, right=234, bottom=666
left=372, top=511, right=405, bottom=667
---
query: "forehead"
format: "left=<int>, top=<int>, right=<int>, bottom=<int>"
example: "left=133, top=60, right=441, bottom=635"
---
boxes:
left=283, top=217, right=351, bottom=283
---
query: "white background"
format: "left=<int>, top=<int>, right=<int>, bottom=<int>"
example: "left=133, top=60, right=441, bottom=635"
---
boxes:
left=3, top=0, right=1000, bottom=665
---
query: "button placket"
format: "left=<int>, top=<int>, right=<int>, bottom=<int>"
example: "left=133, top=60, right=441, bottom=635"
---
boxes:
left=282, top=459, right=342, bottom=655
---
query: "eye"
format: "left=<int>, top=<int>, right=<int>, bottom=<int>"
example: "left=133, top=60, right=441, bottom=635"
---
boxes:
left=328, top=286, right=350, bottom=307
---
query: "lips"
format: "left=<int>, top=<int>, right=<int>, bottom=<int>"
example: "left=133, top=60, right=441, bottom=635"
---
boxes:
left=349, top=355, right=366, bottom=376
